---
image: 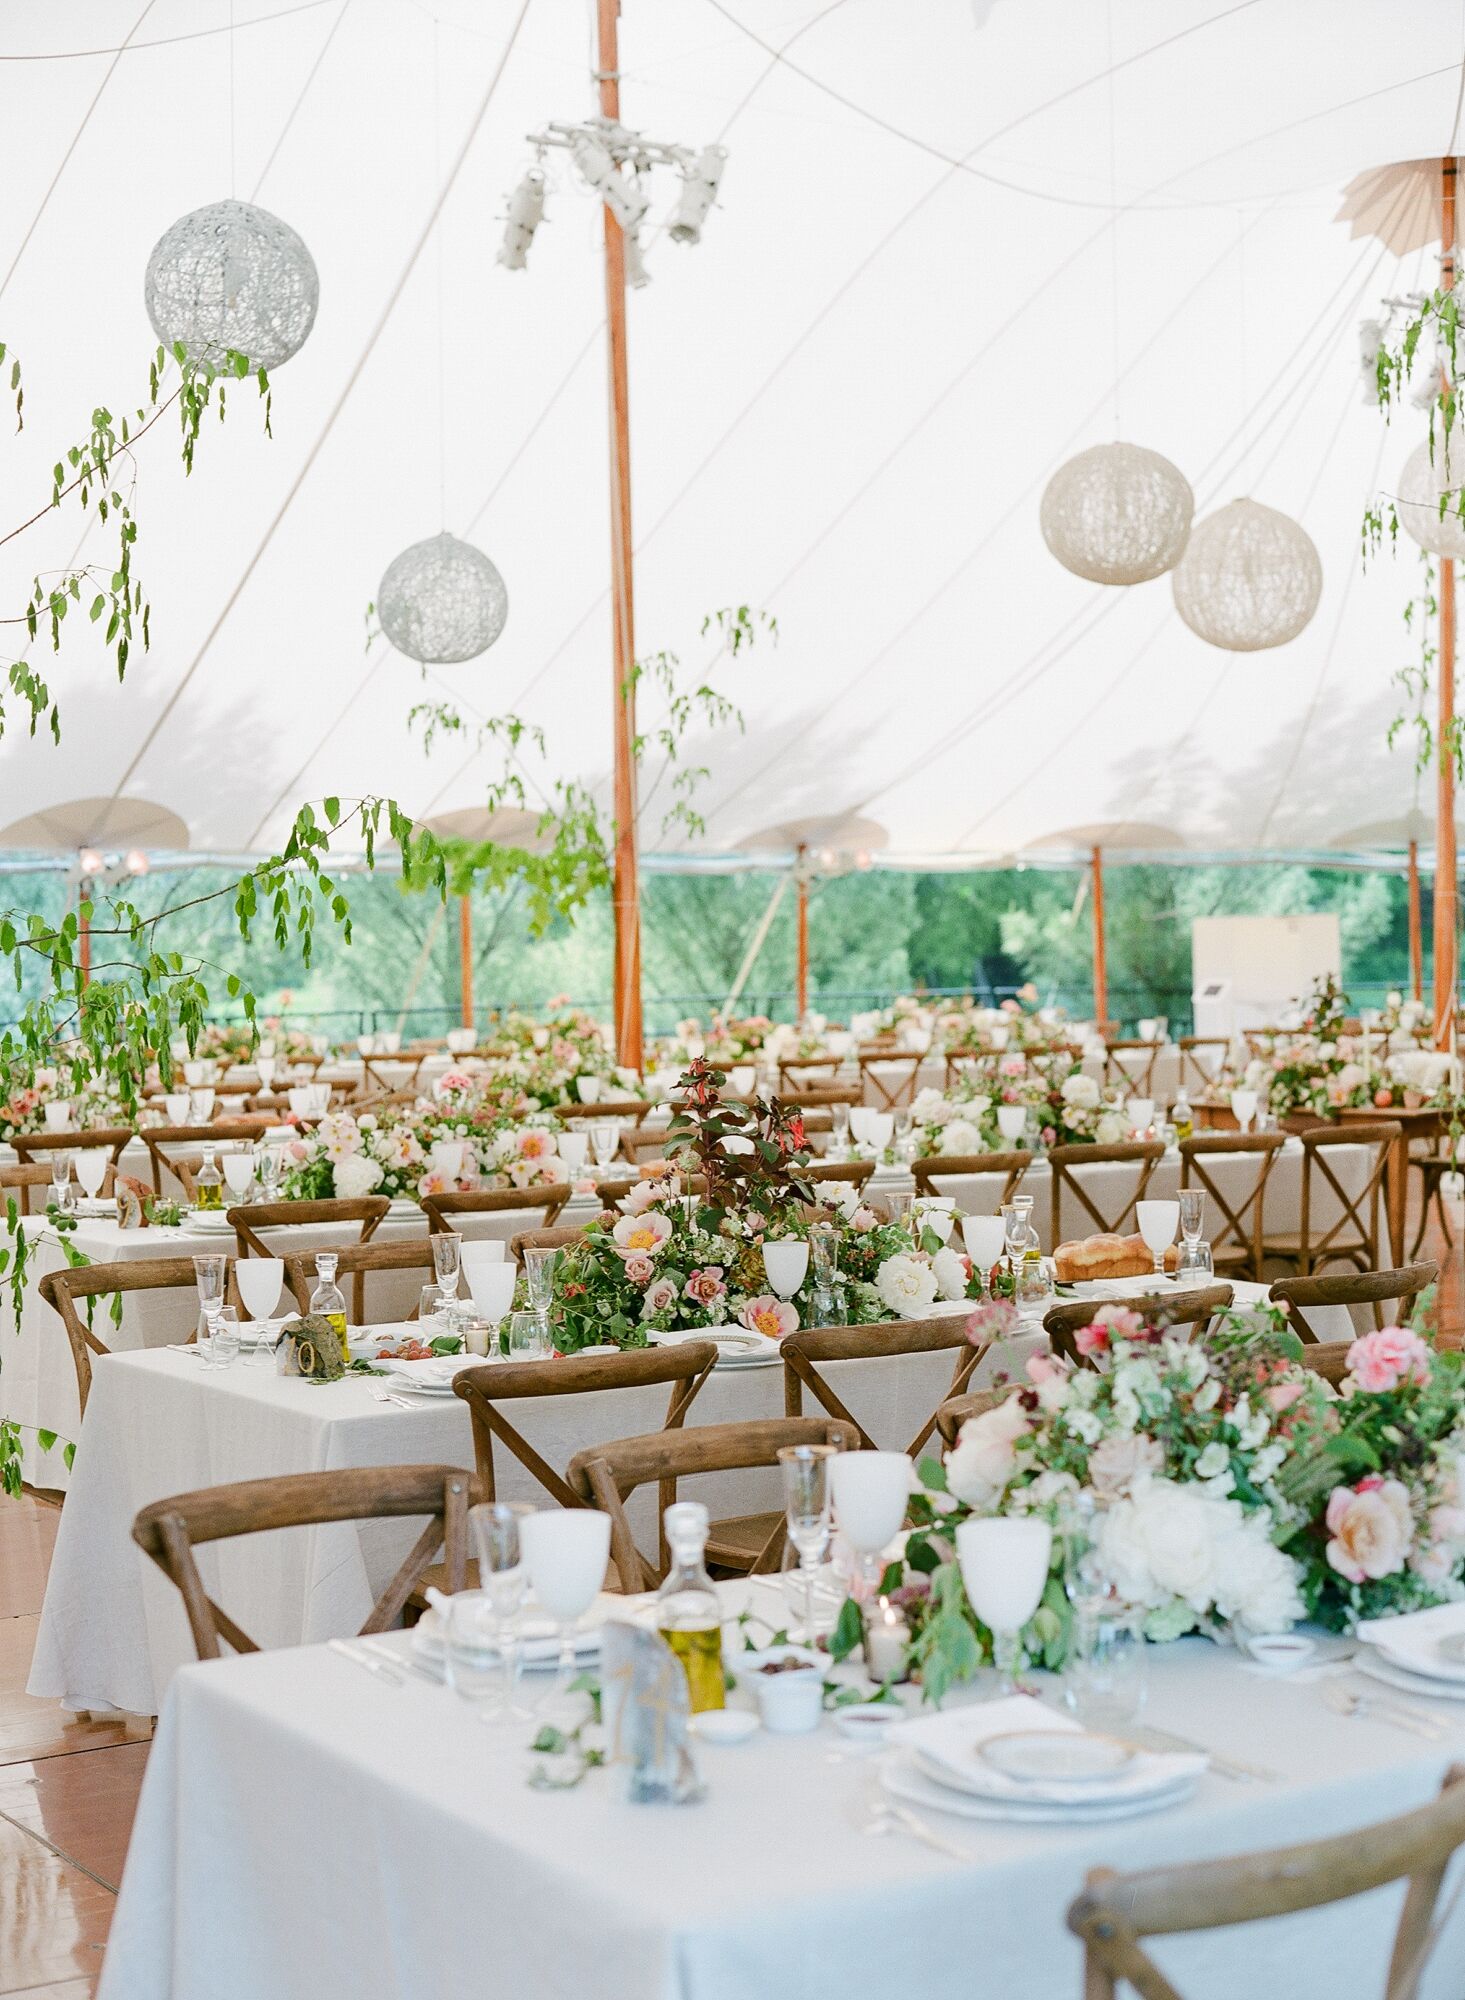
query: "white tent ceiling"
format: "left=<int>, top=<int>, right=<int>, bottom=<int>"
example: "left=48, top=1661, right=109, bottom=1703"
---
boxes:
left=1, top=0, right=1462, bottom=866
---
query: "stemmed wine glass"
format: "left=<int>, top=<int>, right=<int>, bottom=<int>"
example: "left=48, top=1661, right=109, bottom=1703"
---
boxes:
left=588, top=1120, right=621, bottom=1172
left=961, top=1213, right=1007, bottom=1287
left=48, top=1150, right=75, bottom=1214
left=1229, top=1088, right=1259, bottom=1134
left=1135, top=1199, right=1179, bottom=1278
left=519, top=1508, right=612, bottom=1718
left=778, top=1441, right=841, bottom=1642
left=1177, top=1188, right=1205, bottom=1271
left=762, top=1238, right=809, bottom=1301
left=830, top=1451, right=911, bottom=1598
left=956, top=1515, right=1053, bottom=1697
left=449, top=1503, right=533, bottom=1722
left=222, top=1149, right=255, bottom=1207
left=74, top=1150, right=108, bottom=1203
left=521, top=1244, right=559, bottom=1313
left=254, top=1143, right=283, bottom=1201
left=431, top=1232, right=463, bottom=1309
left=829, top=1101, right=851, bottom=1155
left=1001, top=1194, right=1036, bottom=1263
left=192, top=1253, right=226, bottom=1355
left=163, top=1092, right=191, bottom=1127
left=188, top=1087, right=215, bottom=1124
left=235, top=1257, right=285, bottom=1325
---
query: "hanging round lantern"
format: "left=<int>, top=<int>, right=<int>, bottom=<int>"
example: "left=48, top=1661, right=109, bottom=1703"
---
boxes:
left=144, top=199, right=319, bottom=371
left=1171, top=498, right=1322, bottom=652
left=1039, top=442, right=1194, bottom=585
left=377, top=532, right=509, bottom=664
left=1397, top=438, right=1465, bottom=559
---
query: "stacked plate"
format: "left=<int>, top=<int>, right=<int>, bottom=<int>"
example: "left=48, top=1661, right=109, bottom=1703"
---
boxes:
left=187, top=1210, right=236, bottom=1235
left=372, top=1354, right=478, bottom=1396
left=881, top=1694, right=1205, bottom=1825
left=1357, top=1609, right=1465, bottom=1701
left=412, top=1594, right=622, bottom=1674
left=647, top=1326, right=780, bottom=1368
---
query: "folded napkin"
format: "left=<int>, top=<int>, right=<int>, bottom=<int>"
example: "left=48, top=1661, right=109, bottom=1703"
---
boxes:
left=374, top=1354, right=479, bottom=1389
left=1357, top=1604, right=1465, bottom=1684
left=889, top=1692, right=1205, bottom=1805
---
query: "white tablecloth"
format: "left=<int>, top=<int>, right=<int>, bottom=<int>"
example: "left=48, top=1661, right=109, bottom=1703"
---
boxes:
left=98, top=1578, right=1465, bottom=2000
left=30, top=1321, right=998, bottom=1717
left=0, top=1201, right=561, bottom=1493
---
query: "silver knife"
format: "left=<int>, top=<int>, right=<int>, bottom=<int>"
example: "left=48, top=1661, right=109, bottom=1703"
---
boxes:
left=1129, top=1723, right=1279, bottom=1783
left=328, top=1638, right=404, bottom=1686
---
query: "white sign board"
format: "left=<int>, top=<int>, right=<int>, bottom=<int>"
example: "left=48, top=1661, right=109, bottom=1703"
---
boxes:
left=1191, top=915, right=1341, bottom=1035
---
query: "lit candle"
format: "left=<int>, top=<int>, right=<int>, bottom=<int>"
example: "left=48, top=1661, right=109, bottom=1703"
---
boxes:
left=864, top=1596, right=911, bottom=1685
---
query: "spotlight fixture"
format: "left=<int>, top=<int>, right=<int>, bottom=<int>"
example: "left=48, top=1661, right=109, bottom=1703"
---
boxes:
left=78, top=847, right=103, bottom=876
left=624, top=230, right=651, bottom=290
left=497, top=166, right=547, bottom=272
left=569, top=125, right=650, bottom=233
left=668, top=145, right=727, bottom=245
left=124, top=848, right=150, bottom=877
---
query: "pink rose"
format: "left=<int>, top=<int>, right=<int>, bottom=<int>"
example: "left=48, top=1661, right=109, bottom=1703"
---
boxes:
left=1344, top=1325, right=1432, bottom=1395
left=1325, top=1477, right=1413, bottom=1583
left=642, top=1277, right=679, bottom=1317
left=288, top=1140, right=309, bottom=1160
left=683, top=1266, right=726, bottom=1306
left=622, top=1253, right=655, bottom=1286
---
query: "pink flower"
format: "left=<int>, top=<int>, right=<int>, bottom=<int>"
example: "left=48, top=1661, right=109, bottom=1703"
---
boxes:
left=1264, top=1380, right=1305, bottom=1414
left=417, top=1169, right=449, bottom=1197
left=641, top=1277, right=679, bottom=1318
left=1074, top=1304, right=1147, bottom=1358
left=1024, top=1351, right=1064, bottom=1383
left=622, top=1252, right=655, bottom=1286
left=849, top=1206, right=878, bottom=1232
left=1325, top=1477, right=1413, bottom=1583
left=288, top=1140, right=309, bottom=1161
left=966, top=1297, right=1019, bottom=1348
left=517, top=1128, right=554, bottom=1160
left=683, top=1266, right=726, bottom=1306
left=573, top=1176, right=597, bottom=1195
left=740, top=1294, right=798, bottom=1339
left=611, top=1210, right=673, bottom=1258
left=1344, top=1325, right=1433, bottom=1395
left=620, top=1179, right=661, bottom=1216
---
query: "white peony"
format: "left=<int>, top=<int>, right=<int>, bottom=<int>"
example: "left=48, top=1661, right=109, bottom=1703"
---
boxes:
left=1098, top=1479, right=1303, bottom=1633
left=931, top=1246, right=969, bottom=1302
left=946, top=1397, right=1032, bottom=1507
left=939, top=1119, right=983, bottom=1156
left=875, top=1252, right=939, bottom=1317
left=334, top=1151, right=384, bottom=1199
left=1061, top=1071, right=1101, bottom=1109
left=912, top=1088, right=952, bottom=1125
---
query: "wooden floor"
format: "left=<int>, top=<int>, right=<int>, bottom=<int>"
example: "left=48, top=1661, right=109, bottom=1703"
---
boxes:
left=0, top=1196, right=1460, bottom=1996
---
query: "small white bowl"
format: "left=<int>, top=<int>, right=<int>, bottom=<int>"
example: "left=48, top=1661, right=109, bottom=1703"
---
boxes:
left=689, top=1707, right=758, bottom=1746
left=1244, top=1632, right=1318, bottom=1674
left=732, top=1645, right=825, bottom=1735
left=833, top=1702, right=898, bottom=1744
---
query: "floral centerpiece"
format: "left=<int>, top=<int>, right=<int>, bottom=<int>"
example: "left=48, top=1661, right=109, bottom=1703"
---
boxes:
left=0, top=1067, right=127, bottom=1142
left=481, top=1000, right=644, bottom=1108
left=871, top=1292, right=1465, bottom=1703
left=280, top=1093, right=566, bottom=1204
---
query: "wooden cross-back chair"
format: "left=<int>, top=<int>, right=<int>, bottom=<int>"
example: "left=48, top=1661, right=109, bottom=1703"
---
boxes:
left=1177, top=1131, right=1286, bottom=1280
left=420, top=1184, right=572, bottom=1235
left=1048, top=1140, right=1165, bottom=1251
left=133, top=1464, right=476, bottom=1662
left=1067, top=1763, right=1465, bottom=2000
left=1042, top=1285, right=1235, bottom=1366
left=585, top=1173, right=708, bottom=1208
left=1101, top=1039, right=1161, bottom=1096
left=1268, top=1262, right=1438, bottom=1344
left=13, top=1126, right=134, bottom=1179
left=777, top=1058, right=845, bottom=1092
left=507, top=1223, right=588, bottom=1266
left=140, top=1118, right=275, bottom=1195
left=911, top=1150, right=1033, bottom=1204
left=230, top=1197, right=391, bottom=1314
left=358, top=1051, right=425, bottom=1098
left=620, top=1126, right=678, bottom=1169
left=280, top=1236, right=442, bottom=1322
left=39, top=1253, right=250, bottom=1417
left=935, top=1383, right=1011, bottom=1449
left=1177, top=1034, right=1229, bottom=1095
left=1296, top=1340, right=1352, bottom=1388
left=1260, top=1120, right=1400, bottom=1276
left=775, top=1083, right=863, bottom=1111
left=858, top=1051, right=925, bottom=1110
left=942, top=1051, right=986, bottom=1089
left=800, top=1159, right=876, bottom=1193
left=569, top=1416, right=861, bottom=1592
left=782, top=1315, right=982, bottom=1460
left=554, top=1097, right=654, bottom=1126
left=0, top=1161, right=65, bottom=1216
left=453, top=1344, right=719, bottom=1580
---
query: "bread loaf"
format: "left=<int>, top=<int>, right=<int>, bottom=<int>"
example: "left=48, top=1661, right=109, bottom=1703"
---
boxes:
left=1054, top=1233, right=1180, bottom=1283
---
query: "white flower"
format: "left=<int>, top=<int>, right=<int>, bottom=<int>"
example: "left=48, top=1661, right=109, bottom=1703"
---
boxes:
left=1095, top=1112, right=1128, bottom=1144
left=1061, top=1071, right=1101, bottom=1110
left=1194, top=1442, right=1231, bottom=1480
left=1250, top=1443, right=1286, bottom=1483
left=931, top=1247, right=969, bottom=1302
left=1192, top=1376, right=1221, bottom=1412
left=317, top=1113, right=362, bottom=1164
left=966, top=1093, right=992, bottom=1119
left=874, top=1252, right=939, bottom=1317
left=1098, top=1479, right=1303, bottom=1633
left=358, top=1113, right=378, bottom=1132
left=912, top=1088, right=951, bottom=1125
left=939, top=1119, right=983, bottom=1156
left=946, top=1397, right=1031, bottom=1507
left=334, top=1151, right=384, bottom=1199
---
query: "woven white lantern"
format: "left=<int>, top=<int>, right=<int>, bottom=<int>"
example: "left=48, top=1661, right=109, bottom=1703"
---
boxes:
left=1397, top=438, right=1465, bottom=558
left=377, top=532, right=508, bottom=664
left=1171, top=499, right=1322, bottom=652
left=1039, top=442, right=1193, bottom=585
left=144, top=199, right=318, bottom=371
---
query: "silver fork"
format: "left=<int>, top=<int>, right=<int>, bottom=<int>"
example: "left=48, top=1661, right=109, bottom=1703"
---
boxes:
left=368, top=1385, right=416, bottom=1411
left=864, top=1799, right=972, bottom=1863
left=1324, top=1684, right=1446, bottom=1741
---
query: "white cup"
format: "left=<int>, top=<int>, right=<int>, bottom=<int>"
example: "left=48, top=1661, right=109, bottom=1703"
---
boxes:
left=996, top=1104, right=1027, bottom=1143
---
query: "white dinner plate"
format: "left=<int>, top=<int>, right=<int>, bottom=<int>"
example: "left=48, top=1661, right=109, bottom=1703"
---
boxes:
left=413, top=1607, right=605, bottom=1669
left=1356, top=1650, right=1465, bottom=1702
left=978, top=1730, right=1134, bottom=1784
left=185, top=1213, right=235, bottom=1235
left=880, top=1750, right=1195, bottom=1825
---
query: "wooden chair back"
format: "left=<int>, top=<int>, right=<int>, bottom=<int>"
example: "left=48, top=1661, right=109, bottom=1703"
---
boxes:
left=1102, top=1039, right=1160, bottom=1095
left=133, top=1464, right=476, bottom=1660
left=1048, top=1140, right=1165, bottom=1249
left=569, top=1416, right=860, bottom=1589
left=280, top=1236, right=439, bottom=1322
left=1177, top=1131, right=1285, bottom=1278
left=1177, top=1035, right=1229, bottom=1094
left=620, top=1126, right=677, bottom=1169
left=13, top=1126, right=134, bottom=1175
left=507, top=1224, right=587, bottom=1266
left=421, top=1184, right=572, bottom=1235
left=452, top=1342, right=720, bottom=1535
left=935, top=1384, right=1011, bottom=1447
left=38, top=1253, right=249, bottom=1416
left=1068, top=1764, right=1465, bottom=2000
left=554, top=1097, right=653, bottom=1125
left=230, top=1197, right=391, bottom=1319
left=1297, top=1340, right=1352, bottom=1387
left=858, top=1051, right=925, bottom=1109
left=140, top=1119, right=274, bottom=1194
left=776, top=1081, right=861, bottom=1110
left=583, top=1174, right=707, bottom=1208
left=1043, top=1284, right=1234, bottom=1365
left=911, top=1150, right=1032, bottom=1204
left=0, top=1161, right=63, bottom=1216
left=781, top=1315, right=980, bottom=1458
left=800, top=1159, right=876, bottom=1192
left=777, top=1058, right=845, bottom=1091
left=1296, top=1121, right=1401, bottom=1273
left=1269, top=1262, right=1439, bottom=1344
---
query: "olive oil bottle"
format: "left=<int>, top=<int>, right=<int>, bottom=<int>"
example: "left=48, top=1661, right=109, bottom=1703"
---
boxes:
left=656, top=1501, right=725, bottom=1713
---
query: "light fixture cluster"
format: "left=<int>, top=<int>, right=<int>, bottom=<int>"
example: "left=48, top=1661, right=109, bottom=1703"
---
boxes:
left=76, top=847, right=149, bottom=883
left=498, top=117, right=727, bottom=285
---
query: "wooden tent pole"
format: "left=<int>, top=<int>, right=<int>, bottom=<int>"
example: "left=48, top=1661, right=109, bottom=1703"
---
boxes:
left=795, top=846, right=810, bottom=1019
left=458, top=893, right=474, bottom=1032
left=1090, top=844, right=1108, bottom=1031
left=1435, top=154, right=1459, bottom=1051
left=1409, top=836, right=1423, bottom=1003
left=599, top=0, right=643, bottom=1072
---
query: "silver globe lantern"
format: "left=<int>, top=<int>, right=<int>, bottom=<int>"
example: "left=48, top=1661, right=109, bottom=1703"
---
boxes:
left=1040, top=442, right=1194, bottom=585
left=1171, top=498, right=1322, bottom=652
left=1397, top=438, right=1465, bottom=559
left=377, top=532, right=509, bottom=665
left=144, top=199, right=319, bottom=371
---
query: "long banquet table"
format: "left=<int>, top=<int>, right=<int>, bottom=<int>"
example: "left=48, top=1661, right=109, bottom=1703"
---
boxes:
left=97, top=1575, right=1465, bottom=2000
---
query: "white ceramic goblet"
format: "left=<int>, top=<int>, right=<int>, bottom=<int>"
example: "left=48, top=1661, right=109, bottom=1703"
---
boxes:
left=1229, top=1088, right=1259, bottom=1133
left=830, top=1451, right=911, bottom=1594
left=961, top=1213, right=1007, bottom=1279
left=236, top=1258, right=285, bottom=1323
left=762, top=1238, right=810, bottom=1301
left=519, top=1509, right=611, bottom=1711
left=956, top=1514, right=1052, bottom=1696
left=1136, top=1198, right=1179, bottom=1277
left=996, top=1104, right=1027, bottom=1144
left=74, top=1149, right=108, bottom=1200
